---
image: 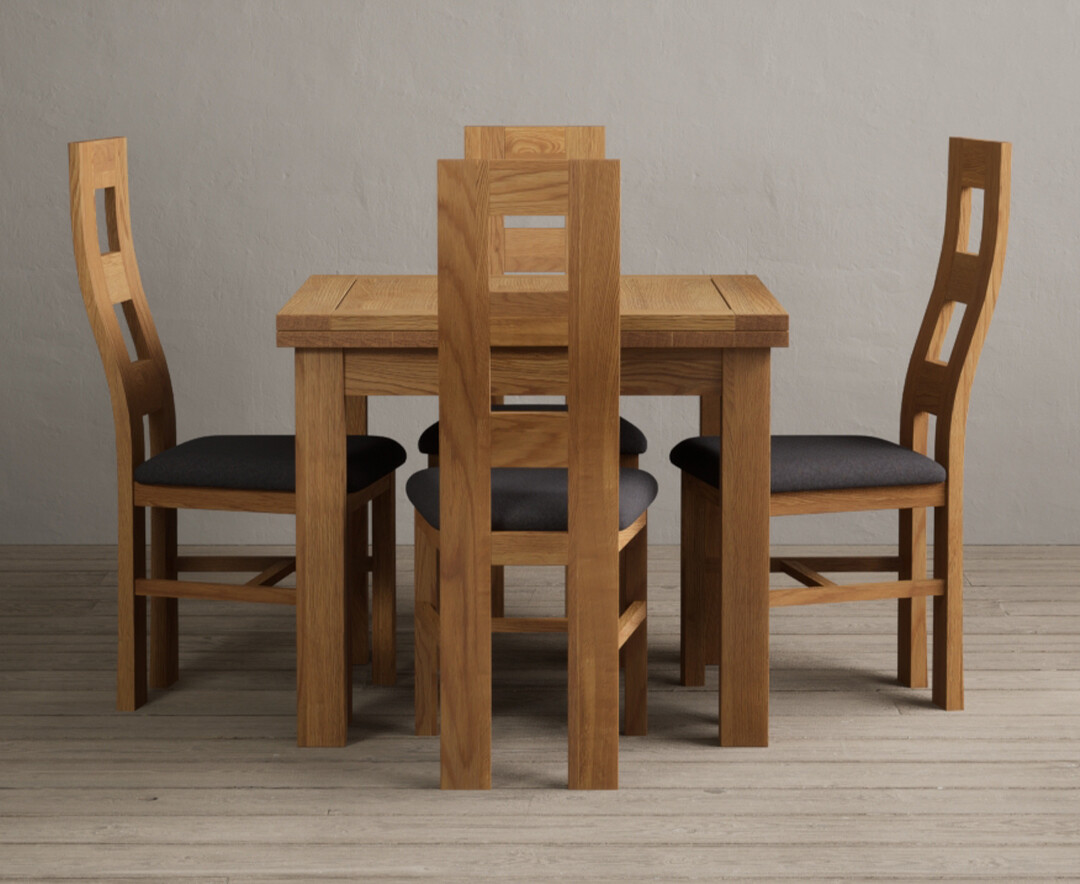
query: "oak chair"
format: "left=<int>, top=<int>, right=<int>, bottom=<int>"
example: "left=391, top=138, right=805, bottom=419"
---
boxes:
left=69, top=137, right=406, bottom=712
left=417, top=127, right=648, bottom=619
left=671, top=137, right=1010, bottom=711
left=407, top=157, right=655, bottom=788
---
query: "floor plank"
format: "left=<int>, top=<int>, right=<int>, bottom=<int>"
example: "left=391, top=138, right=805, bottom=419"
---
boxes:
left=0, top=545, right=1078, bottom=881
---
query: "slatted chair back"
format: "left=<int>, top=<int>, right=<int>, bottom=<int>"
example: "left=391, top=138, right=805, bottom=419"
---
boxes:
left=436, top=158, right=621, bottom=783
left=900, top=138, right=1011, bottom=459
left=465, top=126, right=605, bottom=275
left=70, top=137, right=177, bottom=477
left=438, top=155, right=621, bottom=483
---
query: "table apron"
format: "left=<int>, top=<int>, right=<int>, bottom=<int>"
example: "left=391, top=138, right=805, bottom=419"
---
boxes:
left=343, top=347, right=725, bottom=396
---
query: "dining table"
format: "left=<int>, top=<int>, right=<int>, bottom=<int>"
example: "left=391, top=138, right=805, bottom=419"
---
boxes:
left=277, top=272, right=788, bottom=782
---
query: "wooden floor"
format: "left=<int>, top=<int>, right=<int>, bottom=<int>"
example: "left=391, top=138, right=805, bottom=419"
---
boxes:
left=1, top=544, right=1078, bottom=882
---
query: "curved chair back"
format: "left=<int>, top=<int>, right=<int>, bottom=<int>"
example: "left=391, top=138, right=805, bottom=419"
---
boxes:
left=900, top=138, right=1011, bottom=461
left=69, top=137, right=177, bottom=478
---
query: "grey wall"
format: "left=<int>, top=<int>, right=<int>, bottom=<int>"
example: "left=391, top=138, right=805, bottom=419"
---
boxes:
left=2, top=0, right=1077, bottom=546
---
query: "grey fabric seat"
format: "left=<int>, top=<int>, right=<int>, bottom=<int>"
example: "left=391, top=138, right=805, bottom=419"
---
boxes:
left=418, top=404, right=648, bottom=457
left=670, top=434, right=946, bottom=494
left=133, top=435, right=408, bottom=493
left=407, top=467, right=659, bottom=532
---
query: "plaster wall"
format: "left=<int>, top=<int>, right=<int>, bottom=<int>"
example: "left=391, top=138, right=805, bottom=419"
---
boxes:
left=2, top=0, right=1076, bottom=545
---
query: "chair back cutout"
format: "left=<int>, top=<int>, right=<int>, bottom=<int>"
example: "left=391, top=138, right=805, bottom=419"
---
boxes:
left=465, top=126, right=605, bottom=275
left=436, top=155, right=621, bottom=553
left=901, top=137, right=1010, bottom=459
left=70, top=137, right=176, bottom=475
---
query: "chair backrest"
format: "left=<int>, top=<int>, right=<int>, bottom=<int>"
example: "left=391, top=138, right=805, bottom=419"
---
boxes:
left=70, top=137, right=176, bottom=477
left=436, top=153, right=621, bottom=546
left=900, top=137, right=1010, bottom=463
left=465, top=126, right=605, bottom=274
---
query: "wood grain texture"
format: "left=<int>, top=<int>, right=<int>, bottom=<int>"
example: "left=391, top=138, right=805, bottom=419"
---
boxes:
left=136, top=578, right=295, bottom=606
left=770, top=483, right=946, bottom=516
left=71, top=140, right=398, bottom=740
left=772, top=558, right=837, bottom=588
left=2, top=544, right=1077, bottom=881
left=277, top=275, right=784, bottom=348
left=769, top=579, right=944, bottom=608
left=347, top=506, right=369, bottom=666
left=424, top=157, right=644, bottom=789
left=566, top=159, right=622, bottom=789
left=133, top=484, right=297, bottom=515
left=621, top=527, right=648, bottom=737
left=503, top=228, right=566, bottom=272
left=491, top=617, right=570, bottom=634
left=413, top=513, right=439, bottom=737
left=899, top=499, right=929, bottom=688
left=679, top=472, right=705, bottom=687
left=464, top=121, right=591, bottom=703
left=149, top=507, right=178, bottom=690
left=174, top=554, right=299, bottom=572
left=70, top=138, right=170, bottom=712
left=294, top=348, right=349, bottom=747
left=343, top=347, right=731, bottom=397
left=490, top=410, right=569, bottom=467
left=436, top=159, right=493, bottom=788
left=488, top=161, right=569, bottom=215
left=278, top=275, right=356, bottom=328
left=718, top=348, right=772, bottom=746
left=277, top=143, right=786, bottom=761
left=371, top=482, right=397, bottom=686
left=712, top=275, right=789, bottom=331
left=677, top=138, right=1009, bottom=725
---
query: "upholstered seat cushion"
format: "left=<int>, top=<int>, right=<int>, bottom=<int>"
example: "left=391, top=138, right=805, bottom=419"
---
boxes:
left=670, top=434, right=947, bottom=494
left=406, top=467, right=658, bottom=532
left=417, top=404, right=648, bottom=457
left=133, top=435, right=407, bottom=493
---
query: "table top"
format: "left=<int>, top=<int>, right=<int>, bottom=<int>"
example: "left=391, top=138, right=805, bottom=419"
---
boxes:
left=277, top=274, right=788, bottom=349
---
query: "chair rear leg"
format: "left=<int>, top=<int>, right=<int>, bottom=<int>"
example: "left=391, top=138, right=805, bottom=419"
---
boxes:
left=622, top=524, right=648, bottom=736
left=618, top=547, right=627, bottom=671
left=491, top=566, right=505, bottom=617
left=118, top=498, right=147, bottom=710
left=348, top=504, right=370, bottom=665
left=149, top=507, right=179, bottom=689
left=414, top=512, right=439, bottom=735
left=617, top=454, right=637, bottom=674
left=932, top=498, right=964, bottom=710
left=371, top=478, right=397, bottom=686
left=680, top=473, right=706, bottom=686
left=898, top=506, right=928, bottom=688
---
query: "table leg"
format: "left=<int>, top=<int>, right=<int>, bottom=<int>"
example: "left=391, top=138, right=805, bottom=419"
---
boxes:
left=718, top=348, right=770, bottom=747
left=698, top=397, right=723, bottom=669
left=295, top=348, right=350, bottom=747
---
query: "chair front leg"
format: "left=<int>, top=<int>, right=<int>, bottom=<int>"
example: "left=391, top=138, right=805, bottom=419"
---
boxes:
left=898, top=506, right=928, bottom=688
left=491, top=566, right=505, bottom=617
left=371, top=477, right=397, bottom=686
left=149, top=507, right=179, bottom=689
left=414, top=512, right=439, bottom=735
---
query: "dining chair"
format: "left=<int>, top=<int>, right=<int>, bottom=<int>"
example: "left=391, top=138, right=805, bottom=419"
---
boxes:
left=407, top=157, right=656, bottom=788
left=671, top=137, right=1010, bottom=711
left=69, top=136, right=407, bottom=711
left=417, top=126, right=648, bottom=619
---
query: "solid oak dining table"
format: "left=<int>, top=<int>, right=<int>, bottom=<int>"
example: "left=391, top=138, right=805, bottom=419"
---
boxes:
left=276, top=273, right=788, bottom=775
